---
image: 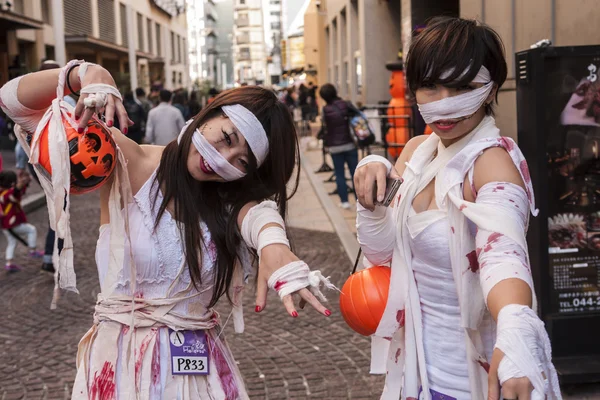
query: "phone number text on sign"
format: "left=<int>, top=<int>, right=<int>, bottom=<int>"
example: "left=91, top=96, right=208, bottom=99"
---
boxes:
left=559, top=296, right=600, bottom=313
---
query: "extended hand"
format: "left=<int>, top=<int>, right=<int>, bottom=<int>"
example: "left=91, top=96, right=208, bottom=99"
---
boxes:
left=255, top=244, right=331, bottom=318
left=73, top=64, right=133, bottom=133
left=354, top=161, right=401, bottom=211
left=488, top=348, right=534, bottom=400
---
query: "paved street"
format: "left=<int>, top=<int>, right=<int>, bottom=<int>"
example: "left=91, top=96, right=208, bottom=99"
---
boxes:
left=0, top=144, right=599, bottom=399
left=0, top=180, right=383, bottom=399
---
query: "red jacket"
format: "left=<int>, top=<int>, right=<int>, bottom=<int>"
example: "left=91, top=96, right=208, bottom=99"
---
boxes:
left=0, top=186, right=27, bottom=229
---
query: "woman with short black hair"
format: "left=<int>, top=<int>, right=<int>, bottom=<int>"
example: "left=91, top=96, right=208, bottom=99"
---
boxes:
left=354, top=17, right=560, bottom=400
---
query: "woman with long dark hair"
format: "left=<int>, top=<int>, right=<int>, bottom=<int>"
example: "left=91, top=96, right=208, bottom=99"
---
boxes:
left=354, top=17, right=561, bottom=400
left=0, top=61, right=330, bottom=398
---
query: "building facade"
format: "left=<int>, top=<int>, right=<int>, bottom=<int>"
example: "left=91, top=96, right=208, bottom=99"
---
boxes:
left=312, top=0, right=600, bottom=140
left=0, top=0, right=189, bottom=93
left=233, top=0, right=267, bottom=85
left=262, top=0, right=282, bottom=85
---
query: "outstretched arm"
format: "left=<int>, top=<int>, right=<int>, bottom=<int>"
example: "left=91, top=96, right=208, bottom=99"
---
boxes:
left=238, top=201, right=330, bottom=318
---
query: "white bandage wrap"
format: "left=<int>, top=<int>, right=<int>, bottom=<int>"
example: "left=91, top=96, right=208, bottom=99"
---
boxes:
left=81, top=84, right=123, bottom=115
left=356, top=155, right=393, bottom=175
left=256, top=226, right=290, bottom=254
left=176, top=103, right=269, bottom=181
left=495, top=304, right=561, bottom=400
left=222, top=104, right=269, bottom=166
left=240, top=200, right=286, bottom=254
left=418, top=65, right=493, bottom=124
left=267, top=260, right=337, bottom=302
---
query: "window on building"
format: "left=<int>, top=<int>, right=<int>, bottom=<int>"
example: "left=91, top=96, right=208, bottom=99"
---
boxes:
left=171, top=31, right=176, bottom=61
left=12, top=0, right=24, bottom=14
left=355, top=53, right=362, bottom=95
left=42, top=0, right=52, bottom=24
left=98, top=0, right=116, bottom=44
left=172, top=71, right=177, bottom=86
left=64, top=0, right=92, bottom=35
left=178, top=35, right=182, bottom=63
left=239, top=0, right=246, bottom=4
left=270, top=11, right=279, bottom=16
left=120, top=3, right=128, bottom=47
left=147, top=18, right=153, bottom=54
left=137, top=13, right=144, bottom=51
left=182, top=38, right=186, bottom=65
left=178, top=72, right=183, bottom=84
left=270, top=22, right=280, bottom=30
left=156, top=23, right=162, bottom=56
left=269, top=0, right=280, bottom=4
left=240, top=47, right=250, bottom=61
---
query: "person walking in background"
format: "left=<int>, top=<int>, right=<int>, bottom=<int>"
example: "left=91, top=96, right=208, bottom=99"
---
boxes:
left=307, top=82, right=318, bottom=122
left=135, top=87, right=153, bottom=115
left=172, top=90, right=188, bottom=119
left=145, top=89, right=185, bottom=145
left=0, top=171, right=43, bottom=272
left=122, top=91, right=146, bottom=144
left=188, top=91, right=202, bottom=118
left=319, top=83, right=358, bottom=210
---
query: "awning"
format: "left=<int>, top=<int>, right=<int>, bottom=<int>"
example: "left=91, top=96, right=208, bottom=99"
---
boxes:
left=0, top=10, right=43, bottom=31
left=65, top=35, right=128, bottom=55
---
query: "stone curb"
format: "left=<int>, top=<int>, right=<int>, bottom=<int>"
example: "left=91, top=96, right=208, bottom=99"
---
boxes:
left=299, top=149, right=359, bottom=264
left=22, top=191, right=47, bottom=214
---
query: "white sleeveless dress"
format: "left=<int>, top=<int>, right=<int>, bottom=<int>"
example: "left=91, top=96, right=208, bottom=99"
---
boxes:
left=407, top=208, right=495, bottom=400
left=72, top=171, right=250, bottom=399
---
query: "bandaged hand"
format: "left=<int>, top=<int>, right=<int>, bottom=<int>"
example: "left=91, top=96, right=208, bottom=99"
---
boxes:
left=354, top=155, right=400, bottom=211
left=241, top=201, right=334, bottom=318
left=73, top=63, right=133, bottom=134
left=487, top=305, right=560, bottom=400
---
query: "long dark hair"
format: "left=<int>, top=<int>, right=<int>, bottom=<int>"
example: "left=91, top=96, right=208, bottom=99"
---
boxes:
left=154, top=86, right=300, bottom=307
left=405, top=17, right=507, bottom=115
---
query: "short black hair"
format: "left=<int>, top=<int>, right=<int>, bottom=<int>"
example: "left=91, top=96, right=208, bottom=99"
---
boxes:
left=135, top=87, right=146, bottom=97
left=159, top=89, right=172, bottom=103
left=406, top=17, right=507, bottom=115
left=0, top=171, right=17, bottom=188
left=319, top=83, right=338, bottom=104
left=124, top=91, right=134, bottom=102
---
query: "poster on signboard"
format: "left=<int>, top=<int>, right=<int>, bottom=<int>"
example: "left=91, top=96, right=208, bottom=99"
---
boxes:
left=544, top=54, right=600, bottom=314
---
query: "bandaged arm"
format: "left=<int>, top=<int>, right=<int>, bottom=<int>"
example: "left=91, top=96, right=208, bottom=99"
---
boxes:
left=0, top=66, right=83, bottom=135
left=475, top=183, right=561, bottom=398
left=355, top=155, right=396, bottom=265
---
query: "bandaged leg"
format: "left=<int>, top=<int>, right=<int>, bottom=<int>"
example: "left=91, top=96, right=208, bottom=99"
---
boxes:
left=241, top=201, right=337, bottom=300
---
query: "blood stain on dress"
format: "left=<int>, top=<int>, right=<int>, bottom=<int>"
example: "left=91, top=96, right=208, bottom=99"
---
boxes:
left=89, top=361, right=116, bottom=400
left=466, top=250, right=479, bottom=273
left=273, top=280, right=287, bottom=291
left=519, top=160, right=531, bottom=184
left=395, top=348, right=402, bottom=363
left=459, top=204, right=467, bottom=211
left=135, top=329, right=158, bottom=383
left=451, top=226, right=455, bottom=234
left=499, top=137, right=515, bottom=152
left=151, top=335, right=161, bottom=385
left=396, top=310, right=405, bottom=327
left=477, top=360, right=491, bottom=373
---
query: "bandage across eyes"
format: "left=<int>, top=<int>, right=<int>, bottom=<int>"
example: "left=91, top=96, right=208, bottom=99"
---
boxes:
left=177, top=104, right=269, bottom=181
left=418, top=65, right=494, bottom=124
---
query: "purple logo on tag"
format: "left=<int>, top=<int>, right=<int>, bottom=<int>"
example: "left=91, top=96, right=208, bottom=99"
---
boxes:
left=169, top=329, right=210, bottom=375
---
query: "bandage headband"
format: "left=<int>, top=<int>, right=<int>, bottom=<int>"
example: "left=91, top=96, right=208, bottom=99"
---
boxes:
left=418, top=65, right=493, bottom=124
left=177, top=104, right=269, bottom=181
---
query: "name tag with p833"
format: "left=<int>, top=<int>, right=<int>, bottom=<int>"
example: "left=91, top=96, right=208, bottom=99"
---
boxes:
left=169, top=329, right=210, bottom=375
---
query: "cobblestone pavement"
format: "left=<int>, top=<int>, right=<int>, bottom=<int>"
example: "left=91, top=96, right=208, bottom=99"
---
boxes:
left=0, top=193, right=384, bottom=399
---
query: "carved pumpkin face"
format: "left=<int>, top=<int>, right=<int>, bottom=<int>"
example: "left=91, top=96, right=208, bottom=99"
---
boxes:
left=389, top=70, right=406, bottom=99
left=38, top=115, right=116, bottom=194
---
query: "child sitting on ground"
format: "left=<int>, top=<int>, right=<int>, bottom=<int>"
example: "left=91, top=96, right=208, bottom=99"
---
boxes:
left=0, top=171, right=43, bottom=272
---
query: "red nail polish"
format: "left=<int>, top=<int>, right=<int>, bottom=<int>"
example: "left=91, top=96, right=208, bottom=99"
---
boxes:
left=324, top=309, right=331, bottom=317
left=77, top=127, right=84, bottom=134
left=74, top=115, right=80, bottom=120
left=107, top=120, right=113, bottom=127
left=255, top=306, right=261, bottom=313
left=291, top=311, right=298, bottom=318
left=123, top=128, right=128, bottom=134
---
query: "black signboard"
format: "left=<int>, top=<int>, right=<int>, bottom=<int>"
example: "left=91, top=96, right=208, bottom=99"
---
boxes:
left=517, top=45, right=600, bottom=382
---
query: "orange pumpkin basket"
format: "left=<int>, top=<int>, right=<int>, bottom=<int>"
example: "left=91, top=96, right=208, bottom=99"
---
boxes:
left=339, top=264, right=391, bottom=336
left=36, top=112, right=116, bottom=194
